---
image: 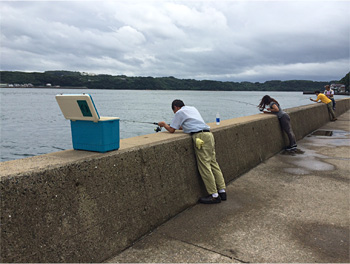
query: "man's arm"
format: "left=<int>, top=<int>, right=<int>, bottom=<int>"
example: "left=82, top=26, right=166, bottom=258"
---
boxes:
left=158, top=121, right=175, bottom=133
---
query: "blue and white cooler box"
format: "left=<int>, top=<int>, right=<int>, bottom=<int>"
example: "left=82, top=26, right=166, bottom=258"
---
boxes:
left=56, top=94, right=120, bottom=152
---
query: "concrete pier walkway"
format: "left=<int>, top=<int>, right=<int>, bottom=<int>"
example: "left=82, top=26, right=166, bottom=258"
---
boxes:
left=106, top=110, right=350, bottom=263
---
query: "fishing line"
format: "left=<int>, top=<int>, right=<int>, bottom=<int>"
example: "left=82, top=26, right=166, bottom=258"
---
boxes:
left=221, top=98, right=258, bottom=107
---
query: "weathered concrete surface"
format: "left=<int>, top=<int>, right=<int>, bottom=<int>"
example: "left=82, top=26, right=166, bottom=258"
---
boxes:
left=1, top=99, right=349, bottom=263
left=107, top=110, right=350, bottom=263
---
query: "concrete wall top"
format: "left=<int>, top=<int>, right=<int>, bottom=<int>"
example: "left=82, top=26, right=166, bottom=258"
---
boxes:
left=1, top=100, right=348, bottom=178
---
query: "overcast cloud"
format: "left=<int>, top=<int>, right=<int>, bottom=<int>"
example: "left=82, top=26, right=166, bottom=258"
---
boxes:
left=0, top=0, right=349, bottom=82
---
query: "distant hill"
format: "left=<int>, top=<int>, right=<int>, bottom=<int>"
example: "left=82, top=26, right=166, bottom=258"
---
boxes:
left=0, top=70, right=348, bottom=91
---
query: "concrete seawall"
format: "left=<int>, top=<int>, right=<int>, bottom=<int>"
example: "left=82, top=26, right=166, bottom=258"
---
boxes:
left=1, top=99, right=349, bottom=263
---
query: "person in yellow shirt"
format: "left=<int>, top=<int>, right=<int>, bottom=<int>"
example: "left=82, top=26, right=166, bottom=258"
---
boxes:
left=310, top=91, right=337, bottom=121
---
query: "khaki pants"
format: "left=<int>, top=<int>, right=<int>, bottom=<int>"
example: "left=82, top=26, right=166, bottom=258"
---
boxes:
left=192, top=132, right=226, bottom=194
left=327, top=102, right=336, bottom=120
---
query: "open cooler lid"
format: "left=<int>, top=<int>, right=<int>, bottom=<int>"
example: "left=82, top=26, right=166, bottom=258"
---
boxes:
left=55, top=94, right=100, bottom=122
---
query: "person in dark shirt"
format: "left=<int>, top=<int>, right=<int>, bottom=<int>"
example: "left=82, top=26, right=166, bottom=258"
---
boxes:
left=258, top=95, right=297, bottom=151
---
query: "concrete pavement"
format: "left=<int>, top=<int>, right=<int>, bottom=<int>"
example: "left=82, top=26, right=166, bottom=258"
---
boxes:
left=106, top=110, right=350, bottom=263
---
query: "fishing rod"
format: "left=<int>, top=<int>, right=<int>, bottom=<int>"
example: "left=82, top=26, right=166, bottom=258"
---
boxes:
left=123, top=120, right=158, bottom=125
left=221, top=98, right=258, bottom=107
left=122, top=120, right=163, bottom=132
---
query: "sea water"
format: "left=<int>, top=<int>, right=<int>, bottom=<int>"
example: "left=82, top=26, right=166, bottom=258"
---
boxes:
left=1, top=88, right=346, bottom=162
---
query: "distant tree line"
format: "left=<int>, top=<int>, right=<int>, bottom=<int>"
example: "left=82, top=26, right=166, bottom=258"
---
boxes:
left=339, top=72, right=349, bottom=89
left=1, top=70, right=349, bottom=91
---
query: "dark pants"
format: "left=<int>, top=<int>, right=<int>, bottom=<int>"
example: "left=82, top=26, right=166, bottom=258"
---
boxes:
left=279, top=114, right=296, bottom=147
left=330, top=98, right=336, bottom=110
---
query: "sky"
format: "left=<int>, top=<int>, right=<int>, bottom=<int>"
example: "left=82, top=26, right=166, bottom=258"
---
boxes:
left=0, top=0, right=349, bottom=82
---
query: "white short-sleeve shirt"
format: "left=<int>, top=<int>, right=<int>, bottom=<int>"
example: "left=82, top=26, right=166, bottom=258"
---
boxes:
left=170, top=106, right=210, bottom=134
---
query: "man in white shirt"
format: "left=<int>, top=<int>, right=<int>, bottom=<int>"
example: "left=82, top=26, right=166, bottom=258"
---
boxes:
left=324, top=85, right=336, bottom=110
left=158, top=99, right=226, bottom=204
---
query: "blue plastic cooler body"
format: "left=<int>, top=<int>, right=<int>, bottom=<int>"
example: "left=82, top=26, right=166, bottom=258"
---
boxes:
left=70, top=119, right=120, bottom=152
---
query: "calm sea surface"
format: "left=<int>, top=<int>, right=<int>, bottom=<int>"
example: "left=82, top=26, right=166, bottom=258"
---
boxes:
left=1, top=88, right=346, bottom=162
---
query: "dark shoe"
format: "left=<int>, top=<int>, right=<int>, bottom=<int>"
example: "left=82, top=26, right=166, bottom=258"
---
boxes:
left=286, top=145, right=297, bottom=151
left=199, top=195, right=221, bottom=204
left=219, top=192, right=227, bottom=201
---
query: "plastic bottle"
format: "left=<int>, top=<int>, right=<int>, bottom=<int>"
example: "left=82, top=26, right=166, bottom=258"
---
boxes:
left=216, top=112, right=220, bottom=125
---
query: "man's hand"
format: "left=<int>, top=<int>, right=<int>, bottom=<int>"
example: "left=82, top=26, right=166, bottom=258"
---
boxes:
left=158, top=121, right=175, bottom=133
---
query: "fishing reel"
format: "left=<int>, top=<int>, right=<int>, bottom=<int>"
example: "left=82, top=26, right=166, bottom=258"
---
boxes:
left=259, top=107, right=264, bottom=112
left=154, top=123, right=169, bottom=132
left=154, top=126, right=162, bottom=132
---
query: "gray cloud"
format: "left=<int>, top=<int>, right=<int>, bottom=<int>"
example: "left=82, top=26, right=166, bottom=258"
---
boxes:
left=1, top=0, right=349, bottom=82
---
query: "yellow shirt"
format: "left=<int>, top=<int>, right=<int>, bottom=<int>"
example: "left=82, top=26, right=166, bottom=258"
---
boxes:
left=316, top=94, right=332, bottom=104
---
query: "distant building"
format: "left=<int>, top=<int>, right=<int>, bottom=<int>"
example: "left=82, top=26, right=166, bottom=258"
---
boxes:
left=81, top=72, right=96, bottom=76
left=330, top=83, right=346, bottom=93
left=0, top=83, right=34, bottom=88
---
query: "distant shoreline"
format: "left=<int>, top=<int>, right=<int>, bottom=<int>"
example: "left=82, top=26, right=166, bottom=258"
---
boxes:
left=1, top=86, right=349, bottom=95
left=1, top=86, right=88, bottom=89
